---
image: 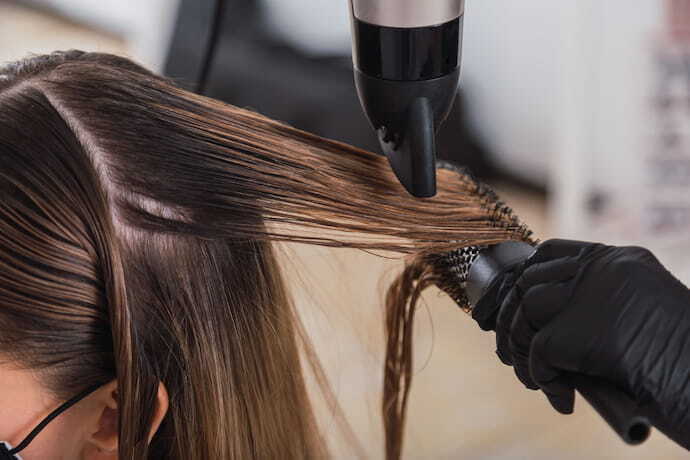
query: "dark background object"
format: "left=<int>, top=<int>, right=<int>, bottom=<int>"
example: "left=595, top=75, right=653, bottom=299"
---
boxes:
left=163, top=0, right=536, bottom=189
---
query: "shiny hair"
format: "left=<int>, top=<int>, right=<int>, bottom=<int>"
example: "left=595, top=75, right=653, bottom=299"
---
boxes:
left=0, top=51, right=529, bottom=459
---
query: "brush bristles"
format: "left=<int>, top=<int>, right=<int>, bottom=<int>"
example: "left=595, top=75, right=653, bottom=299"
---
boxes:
left=427, top=161, right=536, bottom=312
left=427, top=245, right=486, bottom=312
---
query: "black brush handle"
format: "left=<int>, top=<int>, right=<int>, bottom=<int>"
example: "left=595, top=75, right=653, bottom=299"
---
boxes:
left=570, top=374, right=651, bottom=445
left=465, top=242, right=652, bottom=446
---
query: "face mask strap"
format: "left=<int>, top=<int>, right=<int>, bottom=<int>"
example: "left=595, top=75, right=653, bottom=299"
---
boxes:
left=0, top=383, right=103, bottom=458
left=0, top=442, right=19, bottom=460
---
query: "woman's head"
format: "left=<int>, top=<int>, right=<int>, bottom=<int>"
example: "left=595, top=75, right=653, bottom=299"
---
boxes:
left=0, top=50, right=530, bottom=459
left=0, top=365, right=167, bottom=458
left=0, top=51, right=331, bottom=459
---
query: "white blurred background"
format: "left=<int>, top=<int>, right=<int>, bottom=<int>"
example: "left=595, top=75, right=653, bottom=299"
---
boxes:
left=1, top=0, right=689, bottom=458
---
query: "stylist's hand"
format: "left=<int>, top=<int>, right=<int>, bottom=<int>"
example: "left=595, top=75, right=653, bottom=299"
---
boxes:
left=472, top=239, right=690, bottom=449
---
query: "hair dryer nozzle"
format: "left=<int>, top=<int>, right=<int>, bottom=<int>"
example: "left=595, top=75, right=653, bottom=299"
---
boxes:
left=353, top=68, right=461, bottom=198
left=381, top=96, right=437, bottom=197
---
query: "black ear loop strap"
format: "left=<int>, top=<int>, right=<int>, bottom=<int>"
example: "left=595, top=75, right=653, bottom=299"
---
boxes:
left=1, top=383, right=103, bottom=457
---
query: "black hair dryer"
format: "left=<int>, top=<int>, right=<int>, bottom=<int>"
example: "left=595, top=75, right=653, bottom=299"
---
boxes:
left=348, top=0, right=465, bottom=198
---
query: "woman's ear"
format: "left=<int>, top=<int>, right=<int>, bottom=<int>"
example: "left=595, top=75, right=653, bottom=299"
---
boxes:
left=86, top=380, right=169, bottom=457
left=148, top=381, right=170, bottom=443
left=87, top=380, right=119, bottom=457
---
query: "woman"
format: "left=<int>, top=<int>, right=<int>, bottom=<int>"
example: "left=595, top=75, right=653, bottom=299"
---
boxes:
left=0, top=50, right=528, bottom=459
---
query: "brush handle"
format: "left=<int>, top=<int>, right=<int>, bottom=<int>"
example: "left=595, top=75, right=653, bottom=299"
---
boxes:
left=571, top=373, right=651, bottom=444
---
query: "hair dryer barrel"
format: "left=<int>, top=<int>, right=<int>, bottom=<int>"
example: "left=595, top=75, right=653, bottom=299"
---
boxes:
left=348, top=0, right=465, bottom=198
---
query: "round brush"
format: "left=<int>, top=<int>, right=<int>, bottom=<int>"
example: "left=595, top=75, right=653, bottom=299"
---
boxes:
left=426, top=166, right=652, bottom=445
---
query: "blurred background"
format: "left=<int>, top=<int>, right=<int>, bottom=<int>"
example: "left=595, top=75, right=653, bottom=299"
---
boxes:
left=1, top=0, right=688, bottom=458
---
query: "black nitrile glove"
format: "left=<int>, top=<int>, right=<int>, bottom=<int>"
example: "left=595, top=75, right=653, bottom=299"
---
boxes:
left=472, top=239, right=690, bottom=449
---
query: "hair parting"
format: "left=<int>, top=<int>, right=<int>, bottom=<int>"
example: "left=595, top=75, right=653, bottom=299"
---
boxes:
left=0, top=50, right=534, bottom=459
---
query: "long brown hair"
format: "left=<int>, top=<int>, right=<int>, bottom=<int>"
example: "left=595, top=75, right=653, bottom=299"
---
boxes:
left=0, top=50, right=530, bottom=459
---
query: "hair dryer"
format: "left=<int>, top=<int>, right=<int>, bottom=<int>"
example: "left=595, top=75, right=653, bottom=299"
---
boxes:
left=348, top=0, right=465, bottom=198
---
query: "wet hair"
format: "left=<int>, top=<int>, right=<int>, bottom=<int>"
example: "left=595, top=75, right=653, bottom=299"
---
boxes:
left=0, top=50, right=530, bottom=459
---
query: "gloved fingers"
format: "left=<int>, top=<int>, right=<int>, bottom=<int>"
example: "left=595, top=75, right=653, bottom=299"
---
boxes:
left=516, top=257, right=580, bottom=293
left=542, top=376, right=575, bottom=414
left=508, top=305, right=539, bottom=389
left=530, top=330, right=576, bottom=414
left=526, top=239, right=589, bottom=266
left=496, top=259, right=577, bottom=369
left=520, top=281, right=575, bottom=329
left=472, top=268, right=520, bottom=332
left=507, top=280, right=575, bottom=389
left=619, top=245, right=662, bottom=266
left=495, top=285, right=522, bottom=365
